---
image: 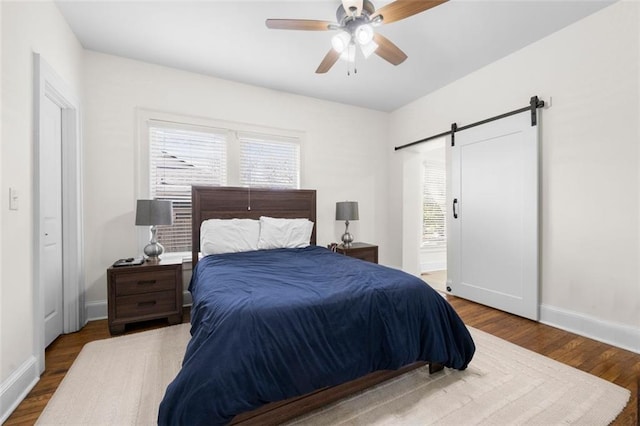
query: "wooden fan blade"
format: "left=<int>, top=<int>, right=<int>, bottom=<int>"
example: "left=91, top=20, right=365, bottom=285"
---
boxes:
left=265, top=19, right=333, bottom=31
left=316, top=49, right=341, bottom=74
left=342, top=0, right=364, bottom=16
left=371, top=0, right=448, bottom=25
left=373, top=33, right=407, bottom=65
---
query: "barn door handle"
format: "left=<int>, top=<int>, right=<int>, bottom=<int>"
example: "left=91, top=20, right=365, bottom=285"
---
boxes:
left=453, top=198, right=458, bottom=219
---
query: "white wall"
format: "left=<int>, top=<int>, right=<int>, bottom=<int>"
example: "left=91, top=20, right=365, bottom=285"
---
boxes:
left=390, top=1, right=640, bottom=352
left=82, top=51, right=390, bottom=311
left=1, top=0, right=84, bottom=420
left=401, top=149, right=422, bottom=274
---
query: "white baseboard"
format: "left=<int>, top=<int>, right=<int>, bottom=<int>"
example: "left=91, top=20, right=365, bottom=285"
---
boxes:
left=85, top=292, right=192, bottom=323
left=182, top=290, right=192, bottom=306
left=85, top=300, right=107, bottom=321
left=540, top=304, right=640, bottom=354
left=0, top=356, right=39, bottom=423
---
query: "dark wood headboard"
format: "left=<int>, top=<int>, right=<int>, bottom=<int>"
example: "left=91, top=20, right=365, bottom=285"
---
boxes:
left=191, top=186, right=317, bottom=266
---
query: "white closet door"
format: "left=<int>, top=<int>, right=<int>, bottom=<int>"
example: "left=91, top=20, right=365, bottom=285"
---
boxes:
left=42, top=95, right=64, bottom=346
left=447, top=111, right=539, bottom=320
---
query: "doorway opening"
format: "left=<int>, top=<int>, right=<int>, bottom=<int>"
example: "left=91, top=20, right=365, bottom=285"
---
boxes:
left=419, top=139, right=447, bottom=293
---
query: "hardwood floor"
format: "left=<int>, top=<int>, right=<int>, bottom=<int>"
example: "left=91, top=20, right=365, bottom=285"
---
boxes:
left=446, top=295, right=640, bottom=425
left=5, top=298, right=639, bottom=425
left=421, top=269, right=447, bottom=292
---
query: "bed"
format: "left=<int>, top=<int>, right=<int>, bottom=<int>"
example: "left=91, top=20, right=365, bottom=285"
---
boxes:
left=158, top=186, right=475, bottom=425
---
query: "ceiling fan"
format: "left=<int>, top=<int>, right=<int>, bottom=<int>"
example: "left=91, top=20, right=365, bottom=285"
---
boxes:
left=266, top=0, right=448, bottom=74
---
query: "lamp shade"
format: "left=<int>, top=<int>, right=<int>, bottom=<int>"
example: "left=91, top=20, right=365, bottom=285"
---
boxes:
left=135, top=199, right=173, bottom=226
left=336, top=201, right=359, bottom=221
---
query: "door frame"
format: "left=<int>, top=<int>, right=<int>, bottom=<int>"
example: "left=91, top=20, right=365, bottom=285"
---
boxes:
left=401, top=137, right=447, bottom=277
left=33, top=53, right=84, bottom=374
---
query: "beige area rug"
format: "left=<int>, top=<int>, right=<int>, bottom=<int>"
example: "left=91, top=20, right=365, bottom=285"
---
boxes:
left=36, top=324, right=191, bottom=426
left=36, top=324, right=630, bottom=426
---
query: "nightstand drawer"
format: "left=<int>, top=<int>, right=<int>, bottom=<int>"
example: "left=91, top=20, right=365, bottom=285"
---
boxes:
left=114, top=270, right=177, bottom=296
left=115, top=290, right=177, bottom=319
left=348, top=251, right=376, bottom=263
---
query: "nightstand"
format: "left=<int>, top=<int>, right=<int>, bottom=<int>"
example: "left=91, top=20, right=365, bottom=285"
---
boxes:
left=107, top=258, right=183, bottom=335
left=336, top=242, right=378, bottom=264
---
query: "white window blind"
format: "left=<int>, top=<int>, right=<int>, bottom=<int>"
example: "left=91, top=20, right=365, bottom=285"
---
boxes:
left=145, top=119, right=302, bottom=254
left=238, top=133, right=300, bottom=189
left=422, top=159, right=446, bottom=246
left=149, top=123, right=227, bottom=253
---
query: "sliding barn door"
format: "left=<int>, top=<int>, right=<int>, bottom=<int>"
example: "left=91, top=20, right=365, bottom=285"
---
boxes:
left=447, top=111, right=539, bottom=320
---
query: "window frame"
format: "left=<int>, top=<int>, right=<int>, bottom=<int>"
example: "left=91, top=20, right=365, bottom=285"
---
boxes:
left=135, top=109, right=305, bottom=260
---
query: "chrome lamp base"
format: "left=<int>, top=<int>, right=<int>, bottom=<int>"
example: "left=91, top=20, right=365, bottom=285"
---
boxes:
left=144, top=225, right=165, bottom=260
left=341, top=220, right=354, bottom=248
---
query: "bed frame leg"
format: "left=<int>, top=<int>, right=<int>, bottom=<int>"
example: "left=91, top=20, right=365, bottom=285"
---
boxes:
left=429, top=362, right=444, bottom=374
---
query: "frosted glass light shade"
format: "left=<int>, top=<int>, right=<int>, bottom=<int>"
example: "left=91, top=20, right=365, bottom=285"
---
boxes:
left=332, top=31, right=352, bottom=53
left=340, top=43, right=356, bottom=63
left=360, top=40, right=378, bottom=58
left=355, top=24, right=374, bottom=45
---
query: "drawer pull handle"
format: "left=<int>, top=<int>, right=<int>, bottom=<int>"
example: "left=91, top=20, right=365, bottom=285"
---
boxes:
left=137, top=280, right=156, bottom=285
left=137, top=300, right=157, bottom=307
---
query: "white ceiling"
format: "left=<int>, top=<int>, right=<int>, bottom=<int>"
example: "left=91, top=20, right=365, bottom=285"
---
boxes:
left=55, top=0, right=614, bottom=112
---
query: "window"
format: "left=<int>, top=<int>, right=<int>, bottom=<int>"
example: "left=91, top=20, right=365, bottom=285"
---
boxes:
left=149, top=124, right=227, bottom=253
left=145, top=118, right=301, bottom=254
left=422, top=158, right=446, bottom=246
left=239, top=132, right=300, bottom=188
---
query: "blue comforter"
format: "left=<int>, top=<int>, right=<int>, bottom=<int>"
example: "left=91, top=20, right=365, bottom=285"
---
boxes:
left=158, top=246, right=474, bottom=425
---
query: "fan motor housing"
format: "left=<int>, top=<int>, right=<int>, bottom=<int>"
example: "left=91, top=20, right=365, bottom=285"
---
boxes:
left=336, top=0, right=375, bottom=24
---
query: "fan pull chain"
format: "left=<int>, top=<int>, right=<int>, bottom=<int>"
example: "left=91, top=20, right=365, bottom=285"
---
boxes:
left=347, top=52, right=358, bottom=76
left=354, top=51, right=358, bottom=75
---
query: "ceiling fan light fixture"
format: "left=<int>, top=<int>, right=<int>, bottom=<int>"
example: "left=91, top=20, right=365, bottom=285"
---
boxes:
left=341, top=0, right=363, bottom=17
left=360, top=39, right=379, bottom=58
left=340, top=43, right=357, bottom=63
left=370, top=15, right=383, bottom=26
left=355, top=24, right=374, bottom=45
left=266, top=0, right=447, bottom=74
left=331, top=31, right=352, bottom=53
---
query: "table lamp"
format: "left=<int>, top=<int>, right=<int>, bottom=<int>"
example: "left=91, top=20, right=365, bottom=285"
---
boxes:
left=135, top=199, right=173, bottom=260
left=336, top=201, right=359, bottom=248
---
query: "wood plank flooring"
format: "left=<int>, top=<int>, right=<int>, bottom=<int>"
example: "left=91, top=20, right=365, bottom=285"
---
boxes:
left=446, top=295, right=639, bottom=425
left=5, top=298, right=639, bottom=425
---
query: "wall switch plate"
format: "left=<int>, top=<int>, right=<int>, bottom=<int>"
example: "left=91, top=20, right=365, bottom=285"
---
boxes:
left=9, top=188, right=18, bottom=210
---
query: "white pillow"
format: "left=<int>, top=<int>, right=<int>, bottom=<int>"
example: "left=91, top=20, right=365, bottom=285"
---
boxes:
left=200, top=218, right=260, bottom=255
left=257, top=216, right=314, bottom=250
